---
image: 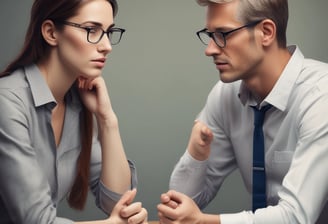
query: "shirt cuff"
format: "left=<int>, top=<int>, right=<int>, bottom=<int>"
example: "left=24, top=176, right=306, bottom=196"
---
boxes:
left=220, top=211, right=253, bottom=224
left=97, top=159, right=137, bottom=214
left=55, top=217, right=74, bottom=224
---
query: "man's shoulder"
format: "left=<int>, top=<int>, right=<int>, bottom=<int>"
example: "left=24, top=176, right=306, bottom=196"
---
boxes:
left=299, top=58, right=328, bottom=88
left=304, top=58, right=328, bottom=70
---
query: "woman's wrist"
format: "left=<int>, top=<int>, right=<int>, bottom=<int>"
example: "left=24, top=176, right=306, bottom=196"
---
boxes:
left=96, top=112, right=119, bottom=130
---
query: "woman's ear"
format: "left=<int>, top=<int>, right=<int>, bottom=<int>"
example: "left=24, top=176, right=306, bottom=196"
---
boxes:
left=259, top=19, right=276, bottom=47
left=41, top=20, right=58, bottom=46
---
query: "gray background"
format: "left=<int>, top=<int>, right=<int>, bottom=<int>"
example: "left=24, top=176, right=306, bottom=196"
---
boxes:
left=1, top=0, right=327, bottom=221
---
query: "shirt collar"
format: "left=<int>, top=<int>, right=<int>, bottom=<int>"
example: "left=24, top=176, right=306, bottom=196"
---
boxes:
left=25, top=64, right=55, bottom=107
left=24, top=64, right=82, bottom=111
left=239, top=45, right=304, bottom=111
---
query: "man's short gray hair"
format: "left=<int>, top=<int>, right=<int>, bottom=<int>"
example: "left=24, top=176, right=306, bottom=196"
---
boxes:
left=196, top=0, right=234, bottom=6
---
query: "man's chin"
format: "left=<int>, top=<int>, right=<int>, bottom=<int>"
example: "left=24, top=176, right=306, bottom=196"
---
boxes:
left=219, top=73, right=238, bottom=83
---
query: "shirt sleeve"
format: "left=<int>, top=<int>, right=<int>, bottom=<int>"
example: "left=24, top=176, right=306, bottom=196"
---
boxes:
left=170, top=151, right=208, bottom=196
left=0, top=91, right=74, bottom=224
left=97, top=160, right=137, bottom=214
left=220, top=211, right=254, bottom=224
left=89, top=137, right=138, bottom=214
left=170, top=82, right=237, bottom=209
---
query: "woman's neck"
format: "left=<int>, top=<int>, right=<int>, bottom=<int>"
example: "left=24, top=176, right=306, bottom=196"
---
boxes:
left=37, top=58, right=76, bottom=103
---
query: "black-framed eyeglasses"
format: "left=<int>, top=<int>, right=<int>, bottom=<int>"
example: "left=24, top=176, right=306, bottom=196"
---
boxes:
left=59, top=21, right=125, bottom=45
left=196, top=20, right=262, bottom=48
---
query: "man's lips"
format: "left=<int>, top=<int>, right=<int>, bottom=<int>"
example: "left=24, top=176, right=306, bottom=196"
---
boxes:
left=214, top=61, right=229, bottom=70
left=214, top=60, right=228, bottom=65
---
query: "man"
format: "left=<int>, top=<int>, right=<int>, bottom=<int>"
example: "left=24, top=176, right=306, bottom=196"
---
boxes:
left=157, top=0, right=328, bottom=223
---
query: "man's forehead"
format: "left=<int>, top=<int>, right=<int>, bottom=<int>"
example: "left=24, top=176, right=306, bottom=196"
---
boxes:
left=204, top=2, right=242, bottom=31
left=197, top=0, right=235, bottom=6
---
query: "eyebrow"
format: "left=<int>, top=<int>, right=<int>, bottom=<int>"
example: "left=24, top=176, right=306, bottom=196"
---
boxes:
left=206, top=23, right=240, bottom=32
left=82, top=21, right=115, bottom=30
left=214, top=26, right=237, bottom=32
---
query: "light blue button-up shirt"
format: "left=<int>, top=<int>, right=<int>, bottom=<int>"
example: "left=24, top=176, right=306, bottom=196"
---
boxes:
left=0, top=64, right=137, bottom=223
left=170, top=46, right=328, bottom=224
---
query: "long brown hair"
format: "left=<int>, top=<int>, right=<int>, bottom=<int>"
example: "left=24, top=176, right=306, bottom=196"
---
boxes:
left=0, top=0, right=118, bottom=210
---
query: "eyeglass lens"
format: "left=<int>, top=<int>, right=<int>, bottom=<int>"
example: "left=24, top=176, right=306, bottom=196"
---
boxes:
left=199, top=32, right=225, bottom=47
left=87, top=28, right=123, bottom=45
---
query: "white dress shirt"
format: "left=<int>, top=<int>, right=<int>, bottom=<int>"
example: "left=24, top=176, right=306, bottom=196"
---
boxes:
left=170, top=46, right=328, bottom=224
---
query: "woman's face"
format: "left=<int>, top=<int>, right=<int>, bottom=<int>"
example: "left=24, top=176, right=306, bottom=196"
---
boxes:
left=56, top=0, right=114, bottom=79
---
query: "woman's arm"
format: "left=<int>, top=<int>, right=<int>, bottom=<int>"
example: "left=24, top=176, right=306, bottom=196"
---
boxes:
left=78, top=76, right=131, bottom=193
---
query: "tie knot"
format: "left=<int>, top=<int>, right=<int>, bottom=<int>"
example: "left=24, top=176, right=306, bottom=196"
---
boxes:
left=252, top=104, right=272, bottom=126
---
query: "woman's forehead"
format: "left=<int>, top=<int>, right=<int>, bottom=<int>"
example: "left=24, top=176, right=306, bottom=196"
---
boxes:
left=71, top=0, right=114, bottom=25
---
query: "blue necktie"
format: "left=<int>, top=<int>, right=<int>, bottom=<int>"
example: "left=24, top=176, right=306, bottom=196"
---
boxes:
left=251, top=104, right=272, bottom=212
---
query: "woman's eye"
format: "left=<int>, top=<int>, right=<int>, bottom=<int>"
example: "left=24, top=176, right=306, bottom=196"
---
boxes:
left=86, top=27, right=99, bottom=34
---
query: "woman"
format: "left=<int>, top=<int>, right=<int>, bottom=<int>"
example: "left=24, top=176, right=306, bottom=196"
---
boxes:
left=0, top=0, right=147, bottom=223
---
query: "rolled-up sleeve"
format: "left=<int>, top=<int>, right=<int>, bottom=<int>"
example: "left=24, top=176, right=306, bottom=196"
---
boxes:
left=89, top=139, right=138, bottom=214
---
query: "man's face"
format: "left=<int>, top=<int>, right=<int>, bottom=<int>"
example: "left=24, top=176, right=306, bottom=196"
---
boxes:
left=204, top=2, right=264, bottom=83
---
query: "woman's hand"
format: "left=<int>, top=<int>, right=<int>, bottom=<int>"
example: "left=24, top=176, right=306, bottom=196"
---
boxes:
left=77, top=76, right=115, bottom=122
left=107, top=189, right=148, bottom=224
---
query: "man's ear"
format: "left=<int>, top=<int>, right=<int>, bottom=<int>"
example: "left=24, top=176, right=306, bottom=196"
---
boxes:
left=259, top=19, right=276, bottom=47
left=41, top=19, right=59, bottom=46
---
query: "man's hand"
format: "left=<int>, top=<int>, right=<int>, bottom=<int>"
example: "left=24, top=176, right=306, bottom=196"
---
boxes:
left=157, top=190, right=215, bottom=224
left=187, top=120, right=213, bottom=161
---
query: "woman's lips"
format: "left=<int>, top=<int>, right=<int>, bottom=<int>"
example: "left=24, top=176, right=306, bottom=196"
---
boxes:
left=91, top=58, right=106, bottom=68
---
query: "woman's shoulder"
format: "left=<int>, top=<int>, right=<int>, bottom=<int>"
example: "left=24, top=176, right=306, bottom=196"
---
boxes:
left=0, top=67, right=29, bottom=90
left=0, top=67, right=32, bottom=109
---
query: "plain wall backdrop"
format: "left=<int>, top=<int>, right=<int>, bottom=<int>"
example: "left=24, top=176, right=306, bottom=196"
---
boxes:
left=1, top=0, right=327, bottom=221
